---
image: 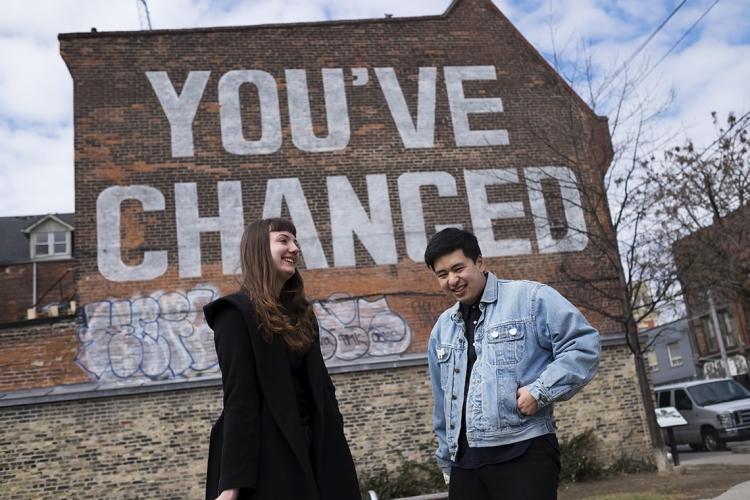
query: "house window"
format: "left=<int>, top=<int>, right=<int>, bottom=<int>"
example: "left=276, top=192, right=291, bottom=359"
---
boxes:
left=700, top=311, right=738, bottom=352
left=722, top=312, right=737, bottom=348
left=646, top=350, right=659, bottom=371
left=33, top=231, right=69, bottom=258
left=701, top=316, right=719, bottom=352
left=667, top=342, right=683, bottom=367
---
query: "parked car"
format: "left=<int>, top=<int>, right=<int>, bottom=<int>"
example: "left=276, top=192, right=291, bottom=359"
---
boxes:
left=654, top=378, right=750, bottom=451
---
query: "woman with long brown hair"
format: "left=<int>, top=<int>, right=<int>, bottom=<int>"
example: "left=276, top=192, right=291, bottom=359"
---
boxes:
left=203, top=218, right=360, bottom=500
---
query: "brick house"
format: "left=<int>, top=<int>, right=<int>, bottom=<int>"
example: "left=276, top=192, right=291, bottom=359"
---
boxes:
left=0, top=213, right=76, bottom=324
left=1, top=1, right=654, bottom=495
left=634, top=281, right=660, bottom=331
left=674, top=204, right=750, bottom=386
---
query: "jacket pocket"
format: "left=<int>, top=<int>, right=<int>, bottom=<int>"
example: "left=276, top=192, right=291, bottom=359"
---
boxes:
left=436, top=344, right=454, bottom=389
left=485, top=322, right=526, bottom=366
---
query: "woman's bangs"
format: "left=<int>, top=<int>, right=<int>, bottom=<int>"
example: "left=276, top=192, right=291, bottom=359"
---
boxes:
left=268, top=218, right=296, bottom=236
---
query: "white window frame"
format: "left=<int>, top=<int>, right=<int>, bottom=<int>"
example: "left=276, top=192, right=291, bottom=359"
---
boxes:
left=701, top=316, right=719, bottom=352
left=667, top=342, right=683, bottom=368
left=31, top=230, right=71, bottom=260
left=721, top=311, right=737, bottom=348
left=646, top=350, right=659, bottom=371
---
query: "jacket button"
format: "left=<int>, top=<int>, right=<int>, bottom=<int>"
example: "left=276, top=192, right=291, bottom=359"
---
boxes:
left=454, top=368, right=460, bottom=373
left=450, top=424, right=455, bottom=429
left=451, top=394, right=457, bottom=400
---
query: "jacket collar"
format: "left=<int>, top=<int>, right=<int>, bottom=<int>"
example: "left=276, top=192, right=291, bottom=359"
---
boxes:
left=449, top=272, right=498, bottom=322
left=481, top=272, right=499, bottom=303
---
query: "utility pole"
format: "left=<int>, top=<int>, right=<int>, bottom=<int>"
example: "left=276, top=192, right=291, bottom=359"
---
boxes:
left=136, top=0, right=153, bottom=30
left=707, top=289, right=731, bottom=377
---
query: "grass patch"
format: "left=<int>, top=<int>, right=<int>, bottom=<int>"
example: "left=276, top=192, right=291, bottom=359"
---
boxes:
left=580, top=495, right=676, bottom=500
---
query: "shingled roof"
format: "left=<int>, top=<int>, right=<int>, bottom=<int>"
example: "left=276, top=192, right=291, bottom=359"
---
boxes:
left=0, top=214, right=74, bottom=264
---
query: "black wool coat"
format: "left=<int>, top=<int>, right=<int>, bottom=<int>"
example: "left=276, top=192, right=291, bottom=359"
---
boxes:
left=204, top=292, right=361, bottom=500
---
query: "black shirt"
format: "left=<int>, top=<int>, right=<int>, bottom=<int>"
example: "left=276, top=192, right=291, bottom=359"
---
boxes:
left=286, top=347, right=314, bottom=428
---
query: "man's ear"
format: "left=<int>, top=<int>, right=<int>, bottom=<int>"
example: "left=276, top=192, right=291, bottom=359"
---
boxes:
left=476, top=255, right=486, bottom=272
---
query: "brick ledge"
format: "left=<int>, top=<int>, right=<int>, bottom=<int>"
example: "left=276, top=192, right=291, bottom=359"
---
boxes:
left=0, top=354, right=428, bottom=408
left=0, top=337, right=628, bottom=408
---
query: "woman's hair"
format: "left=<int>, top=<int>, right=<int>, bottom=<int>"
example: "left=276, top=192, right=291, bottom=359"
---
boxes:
left=240, top=218, right=316, bottom=354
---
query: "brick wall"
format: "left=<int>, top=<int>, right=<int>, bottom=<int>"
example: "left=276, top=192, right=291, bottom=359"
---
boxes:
left=0, top=260, right=75, bottom=324
left=555, top=344, right=652, bottom=460
left=55, top=0, right=622, bottom=388
left=0, top=343, right=648, bottom=498
left=0, top=319, right=82, bottom=392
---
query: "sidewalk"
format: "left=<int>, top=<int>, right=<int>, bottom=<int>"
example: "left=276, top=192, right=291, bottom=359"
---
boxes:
left=705, top=479, right=750, bottom=500
left=675, top=443, right=750, bottom=500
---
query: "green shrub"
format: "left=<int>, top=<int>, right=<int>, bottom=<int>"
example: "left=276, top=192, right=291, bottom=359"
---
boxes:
left=559, top=430, right=656, bottom=483
left=559, top=429, right=605, bottom=483
left=359, top=454, right=444, bottom=500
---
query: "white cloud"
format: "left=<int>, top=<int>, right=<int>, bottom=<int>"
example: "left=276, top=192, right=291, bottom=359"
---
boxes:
left=0, top=123, right=73, bottom=216
left=656, top=42, right=750, bottom=147
left=322, top=0, right=449, bottom=20
left=0, top=36, right=72, bottom=125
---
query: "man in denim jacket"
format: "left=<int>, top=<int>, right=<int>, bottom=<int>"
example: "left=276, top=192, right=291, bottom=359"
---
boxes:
left=425, top=228, right=600, bottom=499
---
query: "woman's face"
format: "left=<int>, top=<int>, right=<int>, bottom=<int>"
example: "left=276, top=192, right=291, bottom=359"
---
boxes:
left=269, top=230, right=300, bottom=283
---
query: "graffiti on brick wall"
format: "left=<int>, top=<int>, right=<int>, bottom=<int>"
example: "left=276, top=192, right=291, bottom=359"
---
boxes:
left=314, top=293, right=412, bottom=364
left=76, top=287, right=413, bottom=383
left=703, top=355, right=749, bottom=379
left=76, top=285, right=221, bottom=382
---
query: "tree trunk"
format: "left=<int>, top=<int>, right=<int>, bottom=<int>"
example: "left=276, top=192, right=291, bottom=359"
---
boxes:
left=627, top=317, right=671, bottom=472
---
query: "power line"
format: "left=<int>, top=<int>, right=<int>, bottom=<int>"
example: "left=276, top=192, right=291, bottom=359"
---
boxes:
left=605, top=0, right=722, bottom=117
left=636, top=0, right=721, bottom=88
left=602, top=0, right=688, bottom=91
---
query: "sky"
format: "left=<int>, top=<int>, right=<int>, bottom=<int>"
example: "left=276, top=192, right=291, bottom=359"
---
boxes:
left=0, top=0, right=748, bottom=217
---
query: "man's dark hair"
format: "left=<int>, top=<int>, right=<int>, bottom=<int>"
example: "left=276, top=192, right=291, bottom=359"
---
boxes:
left=424, top=228, right=481, bottom=270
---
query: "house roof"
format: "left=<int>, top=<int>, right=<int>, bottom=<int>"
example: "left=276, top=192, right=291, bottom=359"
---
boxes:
left=0, top=213, right=74, bottom=265
left=641, top=317, right=690, bottom=345
left=21, top=214, right=75, bottom=234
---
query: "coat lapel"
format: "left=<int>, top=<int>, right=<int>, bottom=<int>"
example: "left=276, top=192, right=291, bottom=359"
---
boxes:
left=225, top=293, right=317, bottom=489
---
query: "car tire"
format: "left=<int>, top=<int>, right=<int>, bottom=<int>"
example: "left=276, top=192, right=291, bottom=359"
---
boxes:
left=689, top=443, right=704, bottom=451
left=702, top=428, right=725, bottom=451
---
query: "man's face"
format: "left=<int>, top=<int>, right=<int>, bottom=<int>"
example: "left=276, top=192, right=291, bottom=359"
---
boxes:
left=432, top=248, right=486, bottom=304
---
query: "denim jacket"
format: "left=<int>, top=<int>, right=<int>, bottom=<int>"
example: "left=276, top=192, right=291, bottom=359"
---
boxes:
left=428, top=272, right=600, bottom=472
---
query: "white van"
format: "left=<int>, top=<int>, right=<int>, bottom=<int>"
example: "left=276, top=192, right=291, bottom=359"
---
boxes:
left=654, top=378, right=750, bottom=451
